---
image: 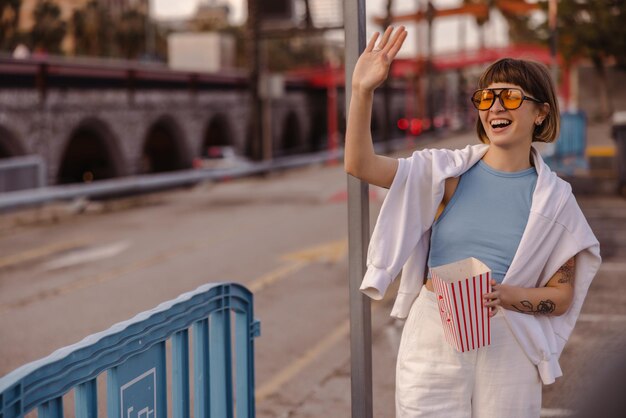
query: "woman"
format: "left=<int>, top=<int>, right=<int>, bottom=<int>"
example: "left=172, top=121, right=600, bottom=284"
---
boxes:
left=345, top=26, right=601, bottom=417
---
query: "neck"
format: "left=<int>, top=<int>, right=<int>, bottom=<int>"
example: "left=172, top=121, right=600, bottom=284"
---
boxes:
left=482, top=141, right=534, bottom=172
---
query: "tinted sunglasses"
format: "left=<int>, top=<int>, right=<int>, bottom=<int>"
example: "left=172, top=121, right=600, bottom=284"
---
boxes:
left=471, top=88, right=543, bottom=111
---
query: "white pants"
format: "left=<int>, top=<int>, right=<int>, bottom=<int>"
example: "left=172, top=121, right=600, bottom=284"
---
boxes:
left=396, top=285, right=542, bottom=418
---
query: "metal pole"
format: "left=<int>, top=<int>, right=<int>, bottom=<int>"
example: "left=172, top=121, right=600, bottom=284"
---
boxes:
left=248, top=0, right=263, bottom=161
left=344, top=0, right=373, bottom=417
left=548, top=0, right=558, bottom=90
left=327, top=62, right=339, bottom=164
left=260, top=45, right=273, bottom=162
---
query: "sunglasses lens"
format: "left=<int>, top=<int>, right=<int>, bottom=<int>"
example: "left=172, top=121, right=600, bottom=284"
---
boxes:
left=472, top=90, right=494, bottom=110
left=502, top=88, right=523, bottom=109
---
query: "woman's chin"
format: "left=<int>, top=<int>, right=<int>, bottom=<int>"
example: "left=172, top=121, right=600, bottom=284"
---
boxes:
left=486, top=134, right=523, bottom=148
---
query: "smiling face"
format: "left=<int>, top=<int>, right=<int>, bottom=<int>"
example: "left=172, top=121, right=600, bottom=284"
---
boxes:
left=474, top=58, right=560, bottom=145
left=478, top=82, right=548, bottom=148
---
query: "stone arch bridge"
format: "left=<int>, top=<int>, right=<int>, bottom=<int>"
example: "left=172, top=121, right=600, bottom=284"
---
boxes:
left=0, top=57, right=406, bottom=186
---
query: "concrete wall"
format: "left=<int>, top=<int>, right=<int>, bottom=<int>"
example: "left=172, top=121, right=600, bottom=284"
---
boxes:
left=0, top=84, right=409, bottom=185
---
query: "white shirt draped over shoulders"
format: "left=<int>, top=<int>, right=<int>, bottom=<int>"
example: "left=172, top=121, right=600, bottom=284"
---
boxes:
left=360, top=143, right=602, bottom=385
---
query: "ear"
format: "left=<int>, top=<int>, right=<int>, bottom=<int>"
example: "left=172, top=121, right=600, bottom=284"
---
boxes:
left=538, top=103, right=550, bottom=119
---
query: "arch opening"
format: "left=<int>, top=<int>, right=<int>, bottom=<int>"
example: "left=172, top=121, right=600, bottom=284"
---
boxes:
left=201, top=115, right=233, bottom=157
left=309, top=110, right=327, bottom=152
left=0, top=126, right=26, bottom=158
left=58, top=123, right=123, bottom=184
left=142, top=119, right=188, bottom=174
left=280, top=112, right=302, bottom=156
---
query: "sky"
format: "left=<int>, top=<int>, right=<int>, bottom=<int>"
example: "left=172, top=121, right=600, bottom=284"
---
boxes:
left=152, top=0, right=530, bottom=56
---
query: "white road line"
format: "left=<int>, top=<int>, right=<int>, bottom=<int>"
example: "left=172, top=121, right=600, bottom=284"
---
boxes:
left=0, top=240, right=204, bottom=313
left=42, top=241, right=131, bottom=271
left=0, top=239, right=88, bottom=269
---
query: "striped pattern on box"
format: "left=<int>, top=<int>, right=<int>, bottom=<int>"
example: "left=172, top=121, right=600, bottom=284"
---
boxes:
left=432, top=271, right=491, bottom=352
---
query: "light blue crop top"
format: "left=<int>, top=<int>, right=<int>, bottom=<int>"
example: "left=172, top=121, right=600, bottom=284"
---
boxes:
left=427, top=159, right=537, bottom=283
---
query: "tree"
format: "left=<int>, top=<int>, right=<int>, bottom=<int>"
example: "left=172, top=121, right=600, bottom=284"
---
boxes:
left=115, top=8, right=145, bottom=59
left=222, top=24, right=249, bottom=69
left=30, top=0, right=67, bottom=54
left=190, top=4, right=229, bottom=32
left=533, top=0, right=626, bottom=118
left=113, top=7, right=166, bottom=61
left=72, top=0, right=112, bottom=56
left=264, top=36, right=326, bottom=72
left=0, top=0, right=21, bottom=51
left=501, top=12, right=540, bottom=45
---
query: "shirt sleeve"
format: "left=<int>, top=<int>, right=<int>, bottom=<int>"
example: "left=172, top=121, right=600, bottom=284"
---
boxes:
left=360, top=149, right=442, bottom=299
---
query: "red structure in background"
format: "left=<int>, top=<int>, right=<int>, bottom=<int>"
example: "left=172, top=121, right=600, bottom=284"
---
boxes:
left=390, top=43, right=570, bottom=105
left=288, top=0, right=562, bottom=156
left=370, top=0, right=540, bottom=27
left=294, top=44, right=566, bottom=91
left=289, top=43, right=569, bottom=156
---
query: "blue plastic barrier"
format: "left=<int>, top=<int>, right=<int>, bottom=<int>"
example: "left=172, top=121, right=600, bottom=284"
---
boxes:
left=0, top=283, right=261, bottom=418
left=542, top=111, right=588, bottom=175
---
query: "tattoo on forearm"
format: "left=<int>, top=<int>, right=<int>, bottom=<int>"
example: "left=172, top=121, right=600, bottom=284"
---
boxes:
left=557, top=257, right=576, bottom=284
left=512, top=299, right=556, bottom=315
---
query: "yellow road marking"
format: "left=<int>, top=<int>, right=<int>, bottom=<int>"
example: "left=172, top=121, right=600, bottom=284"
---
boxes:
left=1, top=238, right=348, bottom=312
left=0, top=240, right=88, bottom=270
left=280, top=239, right=348, bottom=264
left=249, top=239, right=347, bottom=292
left=255, top=302, right=381, bottom=403
left=586, top=146, right=616, bottom=157
left=255, top=318, right=350, bottom=402
left=248, top=260, right=308, bottom=293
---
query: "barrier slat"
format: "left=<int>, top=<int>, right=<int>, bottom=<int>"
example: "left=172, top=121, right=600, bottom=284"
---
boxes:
left=172, top=329, right=190, bottom=418
left=210, top=307, right=234, bottom=418
left=193, top=318, right=210, bottom=418
left=38, top=398, right=62, bottom=418
left=235, top=310, right=251, bottom=418
left=75, top=379, right=97, bottom=418
left=106, top=366, right=119, bottom=418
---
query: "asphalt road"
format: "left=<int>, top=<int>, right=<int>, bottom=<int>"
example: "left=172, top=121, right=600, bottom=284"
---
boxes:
left=1, top=132, right=624, bottom=417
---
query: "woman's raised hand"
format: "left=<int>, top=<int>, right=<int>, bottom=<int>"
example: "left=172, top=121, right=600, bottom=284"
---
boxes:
left=352, top=26, right=408, bottom=94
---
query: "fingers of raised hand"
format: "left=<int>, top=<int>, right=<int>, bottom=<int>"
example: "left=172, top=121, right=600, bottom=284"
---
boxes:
left=365, top=31, right=380, bottom=52
left=377, top=26, right=394, bottom=50
left=366, top=26, right=406, bottom=56
left=386, top=27, right=407, bottom=59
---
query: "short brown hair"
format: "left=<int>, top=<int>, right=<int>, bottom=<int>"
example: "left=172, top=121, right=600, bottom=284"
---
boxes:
left=474, top=58, right=560, bottom=144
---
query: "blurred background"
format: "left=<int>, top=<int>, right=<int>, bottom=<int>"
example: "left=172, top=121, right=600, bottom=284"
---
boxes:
left=0, top=0, right=623, bottom=178
left=0, top=1, right=625, bottom=417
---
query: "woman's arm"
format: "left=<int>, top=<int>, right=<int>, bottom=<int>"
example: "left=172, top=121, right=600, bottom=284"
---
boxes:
left=344, top=26, right=407, bottom=189
left=483, top=257, right=576, bottom=317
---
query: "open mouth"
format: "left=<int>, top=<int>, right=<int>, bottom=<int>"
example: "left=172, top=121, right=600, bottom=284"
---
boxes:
left=489, top=119, right=512, bottom=131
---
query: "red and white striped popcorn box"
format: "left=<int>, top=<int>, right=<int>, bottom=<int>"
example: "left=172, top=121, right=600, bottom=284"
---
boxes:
left=430, top=257, right=492, bottom=353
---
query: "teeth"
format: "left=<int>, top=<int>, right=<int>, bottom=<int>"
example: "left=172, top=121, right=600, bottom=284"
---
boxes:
left=490, top=119, right=511, bottom=128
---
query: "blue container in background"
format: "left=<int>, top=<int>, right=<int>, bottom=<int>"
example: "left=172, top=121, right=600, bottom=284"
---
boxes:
left=542, top=111, right=588, bottom=175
